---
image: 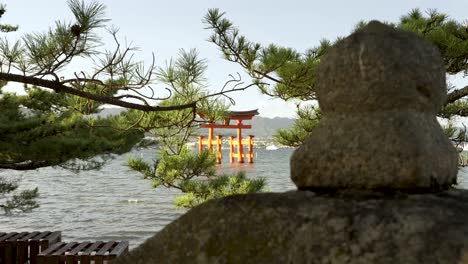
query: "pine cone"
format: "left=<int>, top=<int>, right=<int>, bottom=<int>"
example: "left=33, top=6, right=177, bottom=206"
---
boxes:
left=70, top=24, right=81, bottom=37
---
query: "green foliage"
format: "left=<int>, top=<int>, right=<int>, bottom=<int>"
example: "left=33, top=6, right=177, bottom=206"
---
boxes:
left=156, top=48, right=208, bottom=91
left=1, top=2, right=265, bottom=212
left=0, top=88, right=143, bottom=170
left=0, top=3, right=39, bottom=214
left=65, top=81, right=120, bottom=114
left=0, top=4, right=17, bottom=32
left=116, top=49, right=228, bottom=136
left=129, top=148, right=215, bottom=187
left=460, top=152, right=468, bottom=167
left=204, top=9, right=332, bottom=101
left=19, top=0, right=107, bottom=73
left=440, top=100, right=468, bottom=118
left=0, top=1, right=146, bottom=171
left=274, top=105, right=321, bottom=147
left=155, top=149, right=216, bottom=185
left=399, top=9, right=468, bottom=75
left=3, top=188, right=39, bottom=214
left=443, top=121, right=467, bottom=166
left=127, top=49, right=266, bottom=208
left=129, top=147, right=266, bottom=208
left=127, top=157, right=153, bottom=179
left=197, top=98, right=229, bottom=123
left=174, top=171, right=266, bottom=208
left=0, top=177, right=39, bottom=214
left=0, top=0, right=167, bottom=117
left=118, top=49, right=230, bottom=158
left=444, top=121, right=467, bottom=150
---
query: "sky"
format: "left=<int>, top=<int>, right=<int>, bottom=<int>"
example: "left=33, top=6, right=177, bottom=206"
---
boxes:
left=3, top=0, right=468, bottom=118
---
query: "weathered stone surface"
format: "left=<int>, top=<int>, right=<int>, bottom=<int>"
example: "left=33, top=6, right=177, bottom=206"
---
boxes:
left=291, top=21, right=458, bottom=190
left=115, top=190, right=468, bottom=264
left=316, top=21, right=447, bottom=114
left=291, top=112, right=458, bottom=190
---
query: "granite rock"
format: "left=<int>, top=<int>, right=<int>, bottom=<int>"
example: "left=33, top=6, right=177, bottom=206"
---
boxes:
left=291, top=112, right=458, bottom=190
left=316, top=21, right=447, bottom=114
left=291, top=21, right=458, bottom=190
left=114, top=190, right=468, bottom=264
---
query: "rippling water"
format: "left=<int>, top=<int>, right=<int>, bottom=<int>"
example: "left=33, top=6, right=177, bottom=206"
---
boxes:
left=0, top=148, right=467, bottom=249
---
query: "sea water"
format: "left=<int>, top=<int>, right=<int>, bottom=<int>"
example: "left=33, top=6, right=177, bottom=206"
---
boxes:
left=0, top=148, right=467, bottom=249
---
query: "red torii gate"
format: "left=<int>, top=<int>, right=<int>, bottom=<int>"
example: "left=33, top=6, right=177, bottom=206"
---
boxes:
left=198, top=110, right=259, bottom=164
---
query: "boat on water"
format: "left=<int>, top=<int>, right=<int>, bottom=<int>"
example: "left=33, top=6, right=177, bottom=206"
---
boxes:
left=266, top=145, right=279, bottom=150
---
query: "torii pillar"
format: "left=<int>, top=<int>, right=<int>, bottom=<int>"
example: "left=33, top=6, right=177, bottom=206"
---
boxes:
left=198, top=110, right=259, bottom=164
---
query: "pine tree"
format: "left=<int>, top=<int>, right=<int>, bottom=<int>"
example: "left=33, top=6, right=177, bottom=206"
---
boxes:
left=0, top=85, right=144, bottom=171
left=0, top=2, right=147, bottom=213
left=0, top=2, right=265, bottom=211
left=0, top=3, right=38, bottom=213
left=0, top=1, right=145, bottom=171
left=0, top=1, right=254, bottom=171
left=127, top=50, right=266, bottom=208
left=0, top=177, right=38, bottom=214
left=204, top=8, right=468, bottom=152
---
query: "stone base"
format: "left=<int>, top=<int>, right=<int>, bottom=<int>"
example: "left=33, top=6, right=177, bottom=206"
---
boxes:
left=115, top=190, right=468, bottom=264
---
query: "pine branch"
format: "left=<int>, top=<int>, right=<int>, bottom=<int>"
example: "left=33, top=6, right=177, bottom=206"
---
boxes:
left=0, top=160, right=50, bottom=170
left=0, top=73, right=196, bottom=112
left=446, top=85, right=468, bottom=105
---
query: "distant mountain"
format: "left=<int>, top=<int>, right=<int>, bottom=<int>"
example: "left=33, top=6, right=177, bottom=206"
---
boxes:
left=97, top=108, right=295, bottom=139
left=199, top=116, right=294, bottom=139
left=250, top=116, right=295, bottom=138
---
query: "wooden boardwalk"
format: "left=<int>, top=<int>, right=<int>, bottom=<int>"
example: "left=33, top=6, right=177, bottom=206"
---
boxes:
left=0, top=231, right=61, bottom=264
left=37, top=241, right=129, bottom=264
left=0, top=231, right=128, bottom=264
